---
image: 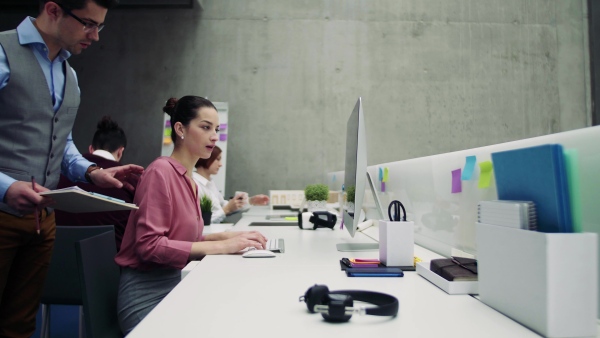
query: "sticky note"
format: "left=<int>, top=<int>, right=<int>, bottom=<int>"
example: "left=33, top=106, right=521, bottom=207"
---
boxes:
left=219, top=134, right=227, bottom=141
left=379, top=168, right=383, bottom=181
left=462, top=156, right=476, bottom=180
left=383, top=168, right=389, bottom=182
left=219, top=123, right=227, bottom=131
left=163, top=128, right=171, bottom=137
left=451, top=169, right=462, bottom=193
left=332, top=175, right=336, bottom=183
left=478, top=161, right=493, bottom=188
left=381, top=182, right=386, bottom=192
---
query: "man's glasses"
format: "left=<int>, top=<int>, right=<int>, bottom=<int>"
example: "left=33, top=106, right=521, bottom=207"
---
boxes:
left=56, top=2, right=104, bottom=33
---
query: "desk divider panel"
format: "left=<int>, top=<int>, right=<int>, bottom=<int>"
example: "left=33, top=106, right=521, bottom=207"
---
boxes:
left=327, top=125, right=600, bottom=317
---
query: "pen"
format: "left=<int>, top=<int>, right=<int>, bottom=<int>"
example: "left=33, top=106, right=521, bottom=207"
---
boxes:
left=31, top=176, right=40, bottom=235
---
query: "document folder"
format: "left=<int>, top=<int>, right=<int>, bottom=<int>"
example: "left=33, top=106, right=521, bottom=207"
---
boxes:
left=491, top=144, right=572, bottom=233
left=40, top=186, right=138, bottom=213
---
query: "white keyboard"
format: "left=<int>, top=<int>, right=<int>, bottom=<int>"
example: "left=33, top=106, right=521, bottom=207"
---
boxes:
left=266, top=238, right=285, bottom=253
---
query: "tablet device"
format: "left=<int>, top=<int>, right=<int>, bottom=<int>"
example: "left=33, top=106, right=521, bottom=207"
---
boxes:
left=346, top=267, right=404, bottom=277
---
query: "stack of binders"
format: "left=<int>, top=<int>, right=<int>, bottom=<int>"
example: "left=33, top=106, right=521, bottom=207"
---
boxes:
left=477, top=200, right=537, bottom=231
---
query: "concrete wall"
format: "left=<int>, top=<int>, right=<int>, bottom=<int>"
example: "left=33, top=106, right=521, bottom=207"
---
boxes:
left=0, top=0, right=590, bottom=198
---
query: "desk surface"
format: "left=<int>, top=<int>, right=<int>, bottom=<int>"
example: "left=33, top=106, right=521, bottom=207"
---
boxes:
left=128, top=215, right=549, bottom=338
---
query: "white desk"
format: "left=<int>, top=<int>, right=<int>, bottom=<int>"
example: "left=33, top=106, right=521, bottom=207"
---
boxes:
left=242, top=205, right=298, bottom=217
left=126, top=213, right=558, bottom=338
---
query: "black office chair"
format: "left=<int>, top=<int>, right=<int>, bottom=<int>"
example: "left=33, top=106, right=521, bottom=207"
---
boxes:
left=40, top=225, right=114, bottom=338
left=76, top=231, right=122, bottom=338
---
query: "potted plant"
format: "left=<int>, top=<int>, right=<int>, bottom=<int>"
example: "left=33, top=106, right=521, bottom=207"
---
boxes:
left=304, top=183, right=329, bottom=211
left=200, top=194, right=213, bottom=226
left=346, top=185, right=356, bottom=214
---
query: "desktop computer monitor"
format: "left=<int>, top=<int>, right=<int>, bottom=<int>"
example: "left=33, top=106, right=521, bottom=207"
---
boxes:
left=337, top=97, right=385, bottom=252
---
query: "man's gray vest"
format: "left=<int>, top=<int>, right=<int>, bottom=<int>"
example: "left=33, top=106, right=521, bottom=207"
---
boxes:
left=0, top=30, right=80, bottom=216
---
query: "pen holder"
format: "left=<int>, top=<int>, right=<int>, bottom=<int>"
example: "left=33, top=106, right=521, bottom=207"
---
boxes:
left=379, top=220, right=414, bottom=266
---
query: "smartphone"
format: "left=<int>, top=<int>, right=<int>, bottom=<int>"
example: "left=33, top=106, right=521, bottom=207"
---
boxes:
left=346, top=267, right=404, bottom=277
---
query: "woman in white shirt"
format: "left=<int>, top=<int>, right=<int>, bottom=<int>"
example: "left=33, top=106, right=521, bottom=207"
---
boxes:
left=192, top=146, right=269, bottom=223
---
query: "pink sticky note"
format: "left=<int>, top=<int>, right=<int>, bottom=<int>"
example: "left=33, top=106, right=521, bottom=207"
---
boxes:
left=219, top=123, right=227, bottom=131
left=451, top=169, right=462, bottom=193
left=219, top=134, right=227, bottom=141
left=381, top=182, right=386, bottom=192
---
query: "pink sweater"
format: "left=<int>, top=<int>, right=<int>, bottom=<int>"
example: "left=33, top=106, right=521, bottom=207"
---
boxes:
left=115, top=157, right=204, bottom=270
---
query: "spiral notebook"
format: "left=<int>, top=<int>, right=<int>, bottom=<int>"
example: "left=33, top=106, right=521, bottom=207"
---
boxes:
left=477, top=200, right=537, bottom=231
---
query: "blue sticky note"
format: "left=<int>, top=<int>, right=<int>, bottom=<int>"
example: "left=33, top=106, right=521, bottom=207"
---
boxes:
left=461, top=156, right=476, bottom=180
left=379, top=168, right=383, bottom=181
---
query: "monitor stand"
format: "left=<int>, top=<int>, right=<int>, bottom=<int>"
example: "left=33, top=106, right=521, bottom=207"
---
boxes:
left=336, top=172, right=385, bottom=252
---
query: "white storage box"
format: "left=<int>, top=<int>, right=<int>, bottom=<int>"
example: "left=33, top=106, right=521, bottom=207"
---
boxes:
left=476, top=222, right=597, bottom=338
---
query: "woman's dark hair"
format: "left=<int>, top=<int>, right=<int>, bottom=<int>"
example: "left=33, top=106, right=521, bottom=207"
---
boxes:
left=91, top=115, right=127, bottom=152
left=195, top=146, right=222, bottom=170
left=163, top=96, right=217, bottom=144
left=40, top=0, right=119, bottom=11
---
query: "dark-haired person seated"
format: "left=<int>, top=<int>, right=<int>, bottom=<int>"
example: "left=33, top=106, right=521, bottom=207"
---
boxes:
left=56, top=116, right=139, bottom=251
left=115, top=96, right=267, bottom=335
left=192, top=145, right=269, bottom=224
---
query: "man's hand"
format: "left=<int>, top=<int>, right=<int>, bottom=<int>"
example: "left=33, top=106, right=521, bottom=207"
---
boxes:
left=4, top=181, right=52, bottom=214
left=89, top=164, right=144, bottom=192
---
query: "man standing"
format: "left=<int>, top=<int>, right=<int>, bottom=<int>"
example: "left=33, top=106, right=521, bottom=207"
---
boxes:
left=0, top=1, right=143, bottom=336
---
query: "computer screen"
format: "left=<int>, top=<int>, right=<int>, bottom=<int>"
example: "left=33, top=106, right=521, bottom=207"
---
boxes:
left=337, top=97, right=384, bottom=252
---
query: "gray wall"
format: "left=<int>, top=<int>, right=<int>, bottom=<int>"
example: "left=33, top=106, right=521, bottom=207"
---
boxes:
left=1, top=0, right=590, bottom=198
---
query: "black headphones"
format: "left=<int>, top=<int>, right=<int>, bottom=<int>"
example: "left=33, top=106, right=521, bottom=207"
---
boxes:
left=299, top=284, right=399, bottom=322
left=297, top=211, right=337, bottom=230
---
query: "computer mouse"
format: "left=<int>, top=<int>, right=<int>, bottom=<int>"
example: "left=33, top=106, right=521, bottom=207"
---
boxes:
left=242, top=250, right=276, bottom=258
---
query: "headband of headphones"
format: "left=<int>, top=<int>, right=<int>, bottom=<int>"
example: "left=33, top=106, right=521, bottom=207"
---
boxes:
left=299, top=284, right=399, bottom=322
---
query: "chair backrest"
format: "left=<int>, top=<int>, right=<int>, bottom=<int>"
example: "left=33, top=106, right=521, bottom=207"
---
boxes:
left=41, top=225, right=114, bottom=305
left=76, top=231, right=122, bottom=338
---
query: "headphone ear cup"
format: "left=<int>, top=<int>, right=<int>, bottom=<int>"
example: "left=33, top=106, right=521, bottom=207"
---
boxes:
left=303, top=284, right=330, bottom=313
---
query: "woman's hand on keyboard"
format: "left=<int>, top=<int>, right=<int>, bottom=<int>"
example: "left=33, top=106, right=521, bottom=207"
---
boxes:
left=222, top=231, right=268, bottom=253
left=193, top=231, right=268, bottom=255
left=223, top=237, right=263, bottom=253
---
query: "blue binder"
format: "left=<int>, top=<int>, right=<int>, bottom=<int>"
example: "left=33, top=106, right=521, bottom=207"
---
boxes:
left=491, top=144, right=572, bottom=233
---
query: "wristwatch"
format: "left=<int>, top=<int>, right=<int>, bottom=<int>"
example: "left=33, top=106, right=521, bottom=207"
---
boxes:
left=85, top=165, right=102, bottom=184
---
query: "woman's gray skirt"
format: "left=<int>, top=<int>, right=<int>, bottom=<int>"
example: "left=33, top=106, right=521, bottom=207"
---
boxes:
left=117, top=267, right=181, bottom=335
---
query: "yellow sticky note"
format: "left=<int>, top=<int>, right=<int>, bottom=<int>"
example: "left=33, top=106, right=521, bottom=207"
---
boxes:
left=383, top=167, right=389, bottom=182
left=478, top=161, right=493, bottom=188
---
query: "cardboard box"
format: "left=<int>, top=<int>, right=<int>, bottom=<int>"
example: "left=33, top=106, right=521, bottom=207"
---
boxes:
left=476, top=223, right=597, bottom=337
